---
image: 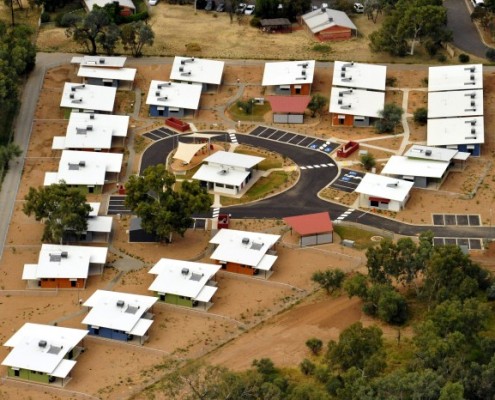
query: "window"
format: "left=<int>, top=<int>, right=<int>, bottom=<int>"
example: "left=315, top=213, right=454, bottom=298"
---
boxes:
left=168, top=107, right=180, bottom=113
left=13, top=369, right=20, bottom=377
left=279, top=85, right=290, bottom=91
left=354, top=116, right=365, bottom=121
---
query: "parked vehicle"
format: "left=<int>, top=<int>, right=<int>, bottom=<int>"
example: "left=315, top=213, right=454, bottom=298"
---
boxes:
left=353, top=2, right=364, bottom=12
left=216, top=2, right=225, bottom=11
left=244, top=4, right=255, bottom=15
left=149, top=0, right=158, bottom=5
left=236, top=3, right=246, bottom=14
left=205, top=0, right=216, bottom=11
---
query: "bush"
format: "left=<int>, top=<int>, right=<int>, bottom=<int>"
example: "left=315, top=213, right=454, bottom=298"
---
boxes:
left=386, top=77, right=397, bottom=87
left=250, top=16, right=261, bottom=28
left=437, top=54, right=447, bottom=63
left=360, top=152, right=376, bottom=171
left=413, top=107, right=428, bottom=125
left=299, top=359, right=316, bottom=375
left=40, top=12, right=51, bottom=23
left=305, top=338, right=323, bottom=355
left=459, top=53, right=470, bottom=63
left=55, top=12, right=68, bottom=27
left=486, top=49, right=495, bottom=62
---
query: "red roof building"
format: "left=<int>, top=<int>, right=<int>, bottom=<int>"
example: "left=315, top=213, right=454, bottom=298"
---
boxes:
left=283, top=212, right=333, bottom=246
left=268, top=95, right=311, bottom=124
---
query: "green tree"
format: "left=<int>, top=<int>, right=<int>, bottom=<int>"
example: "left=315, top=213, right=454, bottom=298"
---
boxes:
left=23, top=182, right=91, bottom=244
left=63, top=8, right=111, bottom=55
left=375, top=103, right=403, bottom=133
left=343, top=273, right=369, bottom=299
left=327, top=322, right=386, bottom=377
left=120, top=21, right=154, bottom=57
left=413, top=107, right=428, bottom=125
left=370, top=369, right=444, bottom=399
left=125, top=164, right=212, bottom=242
left=305, top=338, right=323, bottom=355
left=0, top=143, right=22, bottom=170
left=359, top=152, right=376, bottom=171
left=97, top=22, right=120, bottom=55
left=299, top=359, right=316, bottom=376
left=311, top=269, right=345, bottom=294
left=307, top=94, right=327, bottom=118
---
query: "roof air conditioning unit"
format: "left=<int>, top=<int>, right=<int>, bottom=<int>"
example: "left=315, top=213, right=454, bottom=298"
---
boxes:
left=340, top=72, right=345, bottom=78
left=242, top=237, right=250, bottom=245
left=470, top=93, right=476, bottom=99
left=339, top=92, right=343, bottom=97
left=155, top=91, right=160, bottom=97
left=86, top=125, right=93, bottom=131
left=328, top=17, right=333, bottom=22
left=76, top=127, right=86, bottom=135
left=342, top=77, right=352, bottom=82
left=425, top=150, right=432, bottom=156
left=38, top=340, right=47, bottom=348
left=470, top=75, right=475, bottom=81
left=179, top=66, right=184, bottom=72
left=71, top=98, right=83, bottom=103
left=340, top=104, right=351, bottom=109
left=181, top=60, right=186, bottom=65
left=181, top=268, right=189, bottom=275
left=116, top=300, right=125, bottom=307
left=70, top=93, right=75, bottom=99
left=471, top=128, right=476, bottom=134
left=61, top=251, right=68, bottom=258
left=386, top=182, right=399, bottom=188
left=79, top=161, right=86, bottom=167
left=471, top=101, right=475, bottom=107
left=338, top=99, right=343, bottom=105
left=99, top=58, right=105, bottom=64
left=90, top=113, right=95, bottom=120
left=302, top=70, right=306, bottom=76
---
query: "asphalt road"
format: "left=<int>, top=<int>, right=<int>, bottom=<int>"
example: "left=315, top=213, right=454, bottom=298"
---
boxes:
left=445, top=0, right=492, bottom=58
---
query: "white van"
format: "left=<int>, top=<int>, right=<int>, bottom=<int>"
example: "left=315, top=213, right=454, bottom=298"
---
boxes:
left=471, top=0, right=485, bottom=7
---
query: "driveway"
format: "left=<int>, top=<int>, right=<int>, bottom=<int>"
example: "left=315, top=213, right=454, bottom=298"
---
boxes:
left=444, top=0, right=492, bottom=58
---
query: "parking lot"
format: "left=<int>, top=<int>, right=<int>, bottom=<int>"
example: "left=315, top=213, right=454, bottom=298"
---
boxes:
left=432, top=214, right=481, bottom=226
left=249, top=126, right=338, bottom=154
left=328, top=168, right=364, bottom=193
left=433, top=237, right=483, bottom=250
left=142, top=126, right=179, bottom=141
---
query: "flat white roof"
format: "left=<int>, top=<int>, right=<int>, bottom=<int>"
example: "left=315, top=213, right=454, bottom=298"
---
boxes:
left=88, top=202, right=100, bottom=217
left=22, top=244, right=108, bottom=280
left=204, top=151, right=265, bottom=169
left=332, top=61, right=387, bottom=91
left=209, top=229, right=280, bottom=268
left=428, top=64, right=483, bottom=92
left=381, top=155, right=450, bottom=179
left=60, top=83, right=116, bottom=113
left=262, top=60, right=316, bottom=86
left=148, top=259, right=221, bottom=300
left=355, top=173, right=413, bottom=202
left=78, top=66, right=136, bottom=82
left=44, top=150, right=123, bottom=186
left=2, top=323, right=87, bottom=375
left=53, top=112, right=129, bottom=150
left=146, top=80, right=202, bottom=110
left=427, top=116, right=484, bottom=146
left=170, top=57, right=224, bottom=85
left=87, top=216, right=113, bottom=233
left=329, top=87, right=385, bottom=118
left=404, top=145, right=459, bottom=162
left=82, top=290, right=157, bottom=334
left=192, top=164, right=250, bottom=186
left=78, top=56, right=127, bottom=67
left=428, top=89, right=483, bottom=119
left=302, top=8, right=357, bottom=34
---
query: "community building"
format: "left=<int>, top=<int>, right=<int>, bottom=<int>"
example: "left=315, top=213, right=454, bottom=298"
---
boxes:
left=283, top=212, right=333, bottom=246
left=262, top=60, right=315, bottom=95
left=302, top=7, right=357, bottom=41
left=82, top=290, right=157, bottom=345
left=267, top=95, right=311, bottom=124
left=60, top=83, right=117, bottom=114
left=44, top=150, right=123, bottom=193
left=146, top=80, right=202, bottom=118
left=355, top=173, right=414, bottom=212
left=52, top=113, right=129, bottom=151
left=193, top=150, right=264, bottom=196
left=329, top=61, right=387, bottom=126
left=170, top=56, right=224, bottom=92
left=148, top=259, right=221, bottom=309
left=2, top=323, right=88, bottom=387
left=209, top=229, right=280, bottom=278
left=22, top=244, right=108, bottom=289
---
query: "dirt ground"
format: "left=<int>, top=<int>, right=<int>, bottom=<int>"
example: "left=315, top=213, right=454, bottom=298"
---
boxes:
left=2, top=45, right=495, bottom=399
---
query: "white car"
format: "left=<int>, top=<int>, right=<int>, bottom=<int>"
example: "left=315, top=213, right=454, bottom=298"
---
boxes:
left=149, top=0, right=158, bottom=5
left=353, top=2, right=364, bottom=13
left=244, top=4, right=255, bottom=15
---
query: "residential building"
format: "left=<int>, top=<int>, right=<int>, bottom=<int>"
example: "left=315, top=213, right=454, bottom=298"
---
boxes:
left=170, top=56, right=224, bottom=92
left=302, top=7, right=357, bottom=41
left=60, top=83, right=117, bottom=114
left=146, top=80, right=202, bottom=118
left=262, top=60, right=316, bottom=95
left=355, top=173, right=414, bottom=211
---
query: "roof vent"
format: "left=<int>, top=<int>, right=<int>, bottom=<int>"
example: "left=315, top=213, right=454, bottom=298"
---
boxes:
left=181, top=71, right=192, bottom=76
left=340, top=104, right=351, bottom=109
left=242, top=237, right=250, bottom=245
left=179, top=66, right=184, bottom=72
left=298, top=62, right=309, bottom=68
left=49, top=253, right=62, bottom=262
left=158, top=96, right=168, bottom=101
left=116, top=300, right=125, bottom=307
left=338, top=99, right=343, bottom=105
left=157, top=82, right=171, bottom=89
left=218, top=169, right=228, bottom=175
left=69, top=93, right=75, bottom=99
left=328, top=17, right=333, bottom=22
left=76, top=127, right=87, bottom=135
left=155, top=91, right=160, bottom=97
left=470, top=101, right=475, bottom=107
left=470, top=75, right=475, bottom=81
left=86, top=125, right=93, bottom=131
left=466, top=119, right=476, bottom=126
left=465, top=66, right=475, bottom=73
left=61, top=251, right=68, bottom=258
left=38, top=340, right=47, bottom=348
left=99, top=58, right=105, bottom=64
left=71, top=84, right=85, bottom=92
left=181, top=267, right=189, bottom=275
left=425, top=150, right=432, bottom=156
left=90, top=113, right=95, bottom=120
left=386, top=181, right=399, bottom=188
left=321, top=5, right=326, bottom=12
left=340, top=72, right=346, bottom=78
left=79, top=161, right=86, bottom=167
left=471, top=128, right=476, bottom=134
left=342, top=77, right=352, bottom=82
left=71, top=98, right=83, bottom=104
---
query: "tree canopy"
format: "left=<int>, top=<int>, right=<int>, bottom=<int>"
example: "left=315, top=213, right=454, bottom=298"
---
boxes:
left=23, top=182, right=91, bottom=244
left=125, top=164, right=212, bottom=242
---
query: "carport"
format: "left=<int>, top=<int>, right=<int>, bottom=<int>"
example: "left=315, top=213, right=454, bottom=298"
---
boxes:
left=283, top=212, right=333, bottom=246
left=268, top=95, right=311, bottom=124
left=260, top=18, right=292, bottom=33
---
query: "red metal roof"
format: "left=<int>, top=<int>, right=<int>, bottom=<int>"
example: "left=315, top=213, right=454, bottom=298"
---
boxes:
left=283, top=212, right=333, bottom=236
left=267, top=95, right=311, bottom=113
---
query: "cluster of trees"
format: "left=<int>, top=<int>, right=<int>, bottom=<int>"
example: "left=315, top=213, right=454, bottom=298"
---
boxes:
left=125, top=164, right=212, bottom=242
left=254, top=0, right=311, bottom=21
left=63, top=8, right=154, bottom=56
left=369, top=0, right=451, bottom=57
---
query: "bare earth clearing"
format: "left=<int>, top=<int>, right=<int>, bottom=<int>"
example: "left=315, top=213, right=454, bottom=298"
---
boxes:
left=0, top=4, right=494, bottom=398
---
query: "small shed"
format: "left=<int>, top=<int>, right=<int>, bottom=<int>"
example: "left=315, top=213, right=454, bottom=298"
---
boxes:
left=267, top=95, right=311, bottom=124
left=260, top=18, right=292, bottom=33
left=129, top=217, right=159, bottom=243
left=302, top=8, right=357, bottom=41
left=283, top=212, right=333, bottom=246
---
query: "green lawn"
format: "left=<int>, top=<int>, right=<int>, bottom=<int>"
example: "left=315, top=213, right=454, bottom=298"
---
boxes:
left=333, top=225, right=380, bottom=250
left=234, top=148, right=283, bottom=171
left=227, top=102, right=271, bottom=122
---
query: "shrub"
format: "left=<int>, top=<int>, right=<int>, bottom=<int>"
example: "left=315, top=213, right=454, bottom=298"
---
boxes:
left=360, top=152, right=376, bottom=171
left=40, top=12, right=51, bottom=23
left=299, top=359, right=316, bottom=375
left=312, top=43, right=331, bottom=53
left=459, top=53, right=470, bottom=63
left=413, top=107, right=428, bottom=125
left=386, top=77, right=397, bottom=87
left=437, top=54, right=447, bottom=63
left=250, top=16, right=261, bottom=28
left=305, top=338, right=323, bottom=355
left=486, top=49, right=495, bottom=62
left=312, top=269, right=345, bottom=294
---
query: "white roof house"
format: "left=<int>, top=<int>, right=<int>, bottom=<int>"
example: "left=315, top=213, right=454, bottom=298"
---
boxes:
left=302, top=8, right=357, bottom=34
left=332, top=61, right=387, bottom=91
left=262, top=60, right=316, bottom=86
left=329, top=87, right=385, bottom=118
left=404, top=145, right=460, bottom=162
left=427, top=116, right=484, bottom=146
left=428, top=64, right=483, bottom=92
left=209, top=229, right=280, bottom=271
left=60, top=83, right=116, bottom=113
left=44, top=150, right=123, bottom=187
left=77, top=66, right=137, bottom=82
left=148, top=259, right=221, bottom=304
left=77, top=56, right=128, bottom=68
left=355, top=173, right=414, bottom=202
left=170, top=56, right=225, bottom=85
left=53, top=113, right=129, bottom=151
left=146, top=80, right=202, bottom=111
left=193, top=165, right=252, bottom=187
left=381, top=155, right=450, bottom=179
left=22, top=244, right=108, bottom=282
left=87, top=216, right=113, bottom=233
left=2, top=323, right=87, bottom=381
left=82, top=290, right=157, bottom=342
left=88, top=202, right=100, bottom=217
left=427, top=89, right=483, bottom=119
